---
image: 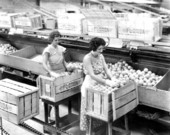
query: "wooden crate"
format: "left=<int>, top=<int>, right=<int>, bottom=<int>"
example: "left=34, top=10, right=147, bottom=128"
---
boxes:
left=0, top=45, right=47, bottom=76
left=130, top=63, right=170, bottom=111
left=86, top=81, right=138, bottom=122
left=83, top=18, right=118, bottom=38
left=57, top=13, right=85, bottom=35
left=118, top=17, right=162, bottom=42
left=0, top=78, right=39, bottom=124
left=139, top=71, right=170, bottom=112
left=0, top=13, right=19, bottom=28
left=37, top=70, right=83, bottom=102
left=13, top=14, right=43, bottom=30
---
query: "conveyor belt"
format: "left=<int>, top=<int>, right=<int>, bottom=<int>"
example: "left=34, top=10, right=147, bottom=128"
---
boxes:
left=0, top=126, right=10, bottom=135
left=20, top=121, right=73, bottom=135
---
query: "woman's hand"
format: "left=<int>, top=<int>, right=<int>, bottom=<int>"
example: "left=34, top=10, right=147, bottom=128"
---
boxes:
left=49, top=71, right=60, bottom=78
left=105, top=80, right=114, bottom=87
left=105, top=79, right=119, bottom=87
left=66, top=63, right=75, bottom=72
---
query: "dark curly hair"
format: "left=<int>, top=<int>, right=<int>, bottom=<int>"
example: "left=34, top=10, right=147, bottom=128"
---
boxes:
left=48, top=30, right=61, bottom=42
left=89, top=37, right=106, bottom=51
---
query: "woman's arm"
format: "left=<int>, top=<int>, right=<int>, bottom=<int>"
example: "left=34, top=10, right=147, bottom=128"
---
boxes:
left=42, top=52, right=51, bottom=74
left=84, top=55, right=106, bottom=85
left=101, top=55, right=112, bottom=80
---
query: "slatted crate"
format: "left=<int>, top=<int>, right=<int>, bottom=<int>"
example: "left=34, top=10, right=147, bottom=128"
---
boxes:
left=130, top=63, right=169, bottom=111
left=86, top=81, right=138, bottom=122
left=138, top=70, right=170, bottom=112
left=13, top=14, right=43, bottom=30
left=37, top=70, right=84, bottom=102
left=0, top=78, right=39, bottom=124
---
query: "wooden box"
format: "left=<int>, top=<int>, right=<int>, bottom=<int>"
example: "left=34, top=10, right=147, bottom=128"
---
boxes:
left=57, top=13, right=85, bottom=35
left=118, top=17, right=162, bottom=42
left=81, top=9, right=117, bottom=38
left=37, top=70, right=84, bottom=102
left=0, top=13, right=19, bottom=28
left=0, top=78, right=39, bottom=124
left=86, top=81, right=138, bottom=122
left=13, top=14, right=43, bottom=30
left=131, top=63, right=170, bottom=111
left=139, top=71, right=170, bottom=112
left=0, top=45, right=47, bottom=76
left=83, top=18, right=118, bottom=38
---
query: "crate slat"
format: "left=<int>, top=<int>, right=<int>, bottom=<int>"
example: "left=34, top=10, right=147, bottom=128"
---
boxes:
left=115, top=99, right=137, bottom=120
left=115, top=90, right=136, bottom=109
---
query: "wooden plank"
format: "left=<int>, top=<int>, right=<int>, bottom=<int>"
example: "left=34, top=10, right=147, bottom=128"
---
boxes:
left=87, top=90, right=93, bottom=112
left=0, top=109, right=8, bottom=121
left=55, top=79, right=83, bottom=93
left=25, top=96, right=31, bottom=111
left=93, top=92, right=101, bottom=115
left=115, top=81, right=135, bottom=98
left=0, top=100, right=18, bottom=114
left=19, top=97, right=24, bottom=118
left=0, top=91, right=7, bottom=102
left=25, top=109, right=32, bottom=117
left=0, top=109, right=18, bottom=124
left=112, top=92, right=116, bottom=121
left=0, top=85, right=22, bottom=96
left=115, top=90, right=136, bottom=109
left=4, top=78, right=37, bottom=90
left=7, top=111, right=18, bottom=124
left=0, top=81, right=30, bottom=93
left=138, top=86, right=170, bottom=112
left=54, top=86, right=80, bottom=102
left=115, top=99, right=137, bottom=120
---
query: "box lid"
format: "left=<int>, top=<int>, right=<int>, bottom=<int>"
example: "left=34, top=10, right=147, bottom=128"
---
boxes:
left=80, top=9, right=115, bottom=19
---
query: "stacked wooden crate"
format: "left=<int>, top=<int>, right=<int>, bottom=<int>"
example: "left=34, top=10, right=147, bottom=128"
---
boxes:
left=37, top=70, right=84, bottom=102
left=13, top=14, right=43, bottom=30
left=0, top=78, right=39, bottom=124
left=86, top=81, right=138, bottom=122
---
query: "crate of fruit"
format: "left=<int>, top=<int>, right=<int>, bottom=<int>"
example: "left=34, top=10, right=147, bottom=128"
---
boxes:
left=139, top=70, right=170, bottom=112
left=0, top=78, right=39, bottom=124
left=37, top=70, right=84, bottom=102
left=86, top=81, right=138, bottom=122
left=107, top=61, right=169, bottom=112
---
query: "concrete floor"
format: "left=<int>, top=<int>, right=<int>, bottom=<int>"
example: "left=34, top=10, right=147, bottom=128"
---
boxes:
left=1, top=99, right=170, bottom=135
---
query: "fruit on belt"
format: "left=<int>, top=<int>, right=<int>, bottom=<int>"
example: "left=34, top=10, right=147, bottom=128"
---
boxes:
left=0, top=43, right=17, bottom=54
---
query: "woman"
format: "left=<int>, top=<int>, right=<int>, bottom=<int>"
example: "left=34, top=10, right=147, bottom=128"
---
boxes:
left=42, top=30, right=68, bottom=78
left=42, top=30, right=69, bottom=118
left=80, top=37, right=116, bottom=133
